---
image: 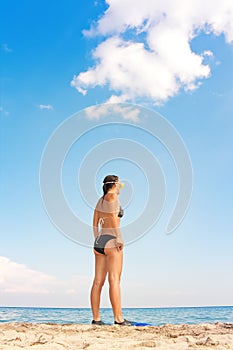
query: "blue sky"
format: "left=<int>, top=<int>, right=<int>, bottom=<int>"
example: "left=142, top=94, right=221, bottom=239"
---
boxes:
left=0, top=0, right=233, bottom=308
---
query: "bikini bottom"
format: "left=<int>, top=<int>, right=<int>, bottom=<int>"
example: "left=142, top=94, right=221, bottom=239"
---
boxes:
left=94, top=234, right=116, bottom=255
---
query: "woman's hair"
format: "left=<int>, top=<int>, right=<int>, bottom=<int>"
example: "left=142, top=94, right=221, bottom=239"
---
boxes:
left=102, top=175, right=119, bottom=197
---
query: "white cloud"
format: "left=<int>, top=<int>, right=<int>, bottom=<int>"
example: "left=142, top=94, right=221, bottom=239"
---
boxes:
left=0, top=256, right=56, bottom=294
left=71, top=0, right=233, bottom=103
left=37, top=104, right=54, bottom=110
left=0, top=256, right=89, bottom=297
left=85, top=103, right=140, bottom=122
left=2, top=43, right=12, bottom=53
left=0, top=107, right=9, bottom=116
left=65, top=289, right=77, bottom=295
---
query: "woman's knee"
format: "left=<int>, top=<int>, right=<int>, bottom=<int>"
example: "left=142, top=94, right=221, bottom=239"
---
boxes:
left=93, top=277, right=106, bottom=288
left=108, top=274, right=121, bottom=285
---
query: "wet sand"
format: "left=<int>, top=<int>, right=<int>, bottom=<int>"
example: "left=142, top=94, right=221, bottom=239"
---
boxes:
left=0, top=322, right=233, bottom=349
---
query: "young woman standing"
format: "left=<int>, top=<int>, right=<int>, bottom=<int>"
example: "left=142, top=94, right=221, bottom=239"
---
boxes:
left=90, top=175, right=132, bottom=325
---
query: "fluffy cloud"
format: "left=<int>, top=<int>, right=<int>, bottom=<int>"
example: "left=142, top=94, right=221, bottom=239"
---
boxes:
left=0, top=107, right=9, bottom=116
left=0, top=256, right=56, bottom=294
left=71, top=0, right=233, bottom=103
left=0, top=256, right=89, bottom=296
left=85, top=103, right=140, bottom=121
left=37, top=104, right=54, bottom=110
left=2, top=43, right=12, bottom=53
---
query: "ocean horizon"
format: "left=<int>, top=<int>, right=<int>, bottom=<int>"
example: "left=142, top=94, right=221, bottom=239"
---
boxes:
left=0, top=306, right=233, bottom=326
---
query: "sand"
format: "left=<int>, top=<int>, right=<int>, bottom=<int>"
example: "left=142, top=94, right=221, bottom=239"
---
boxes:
left=0, top=322, right=233, bottom=349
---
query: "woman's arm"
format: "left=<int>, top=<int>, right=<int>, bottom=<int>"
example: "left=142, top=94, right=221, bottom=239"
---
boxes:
left=93, top=208, right=99, bottom=238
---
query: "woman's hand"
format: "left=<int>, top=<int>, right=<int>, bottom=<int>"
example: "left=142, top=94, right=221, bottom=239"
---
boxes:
left=116, top=236, right=124, bottom=251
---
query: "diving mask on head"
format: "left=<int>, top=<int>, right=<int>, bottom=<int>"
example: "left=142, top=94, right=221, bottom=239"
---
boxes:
left=104, top=181, right=124, bottom=189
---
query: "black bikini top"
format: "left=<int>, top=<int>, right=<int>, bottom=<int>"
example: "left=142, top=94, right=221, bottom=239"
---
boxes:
left=118, top=205, right=124, bottom=218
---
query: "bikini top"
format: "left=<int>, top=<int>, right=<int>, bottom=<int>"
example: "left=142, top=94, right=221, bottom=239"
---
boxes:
left=118, top=205, right=124, bottom=218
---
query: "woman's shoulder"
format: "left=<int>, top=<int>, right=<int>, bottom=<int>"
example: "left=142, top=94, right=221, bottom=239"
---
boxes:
left=95, top=194, right=118, bottom=212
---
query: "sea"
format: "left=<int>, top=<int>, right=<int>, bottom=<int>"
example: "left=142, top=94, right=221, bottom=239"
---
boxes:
left=0, top=306, right=233, bottom=325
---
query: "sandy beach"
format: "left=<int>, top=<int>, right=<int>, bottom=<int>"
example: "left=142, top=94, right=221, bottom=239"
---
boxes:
left=0, top=322, right=233, bottom=350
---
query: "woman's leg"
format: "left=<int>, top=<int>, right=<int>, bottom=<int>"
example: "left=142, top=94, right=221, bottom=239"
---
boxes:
left=105, top=247, right=123, bottom=323
left=90, top=250, right=107, bottom=321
